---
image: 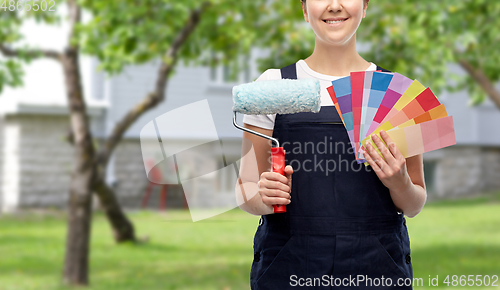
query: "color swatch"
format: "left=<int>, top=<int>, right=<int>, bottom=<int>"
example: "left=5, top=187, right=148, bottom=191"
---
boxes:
left=351, top=71, right=365, bottom=162
left=361, top=116, right=456, bottom=160
left=366, top=73, right=413, bottom=137
left=357, top=71, right=394, bottom=161
left=379, top=80, right=427, bottom=125
left=359, top=87, right=442, bottom=155
left=360, top=103, right=449, bottom=161
left=331, top=76, right=356, bottom=156
left=326, top=70, right=456, bottom=167
left=327, top=86, right=344, bottom=125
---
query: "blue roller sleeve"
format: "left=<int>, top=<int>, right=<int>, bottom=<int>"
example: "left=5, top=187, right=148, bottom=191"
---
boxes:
left=232, top=79, right=321, bottom=115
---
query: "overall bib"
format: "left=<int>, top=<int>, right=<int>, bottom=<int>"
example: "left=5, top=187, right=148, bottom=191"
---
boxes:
left=250, top=64, right=413, bottom=289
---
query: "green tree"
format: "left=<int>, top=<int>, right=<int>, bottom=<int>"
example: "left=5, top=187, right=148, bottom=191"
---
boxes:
left=357, top=0, right=500, bottom=108
left=7, top=0, right=494, bottom=287
left=249, top=0, right=500, bottom=109
left=0, top=0, right=307, bottom=286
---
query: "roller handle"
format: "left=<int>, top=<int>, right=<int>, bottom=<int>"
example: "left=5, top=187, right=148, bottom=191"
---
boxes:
left=271, top=147, right=287, bottom=213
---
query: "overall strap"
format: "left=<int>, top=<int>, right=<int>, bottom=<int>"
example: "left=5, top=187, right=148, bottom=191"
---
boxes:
left=376, top=65, right=392, bottom=73
left=280, top=63, right=297, bottom=80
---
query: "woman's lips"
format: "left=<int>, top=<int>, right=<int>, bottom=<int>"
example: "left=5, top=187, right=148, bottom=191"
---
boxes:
left=323, top=18, right=349, bottom=26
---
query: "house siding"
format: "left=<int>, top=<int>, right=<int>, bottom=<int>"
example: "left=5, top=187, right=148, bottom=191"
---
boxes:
left=0, top=58, right=499, bottom=213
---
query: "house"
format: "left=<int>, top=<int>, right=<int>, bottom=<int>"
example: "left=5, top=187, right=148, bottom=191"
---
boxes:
left=420, top=70, right=500, bottom=199
left=1, top=18, right=500, bottom=214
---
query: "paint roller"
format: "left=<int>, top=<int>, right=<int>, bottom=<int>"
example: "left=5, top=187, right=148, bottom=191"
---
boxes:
left=232, top=78, right=321, bottom=213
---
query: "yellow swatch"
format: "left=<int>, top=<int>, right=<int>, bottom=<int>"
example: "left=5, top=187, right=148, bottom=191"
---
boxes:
left=394, top=80, right=426, bottom=110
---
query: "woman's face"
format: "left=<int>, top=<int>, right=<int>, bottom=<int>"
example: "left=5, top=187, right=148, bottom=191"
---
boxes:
left=302, top=0, right=367, bottom=47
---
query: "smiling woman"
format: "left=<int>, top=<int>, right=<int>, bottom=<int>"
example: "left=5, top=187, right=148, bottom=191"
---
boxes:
left=300, top=0, right=369, bottom=53
left=237, top=0, right=427, bottom=289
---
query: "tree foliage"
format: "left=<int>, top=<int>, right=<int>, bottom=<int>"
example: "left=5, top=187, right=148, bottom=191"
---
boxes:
left=2, top=0, right=500, bottom=103
left=2, top=0, right=499, bottom=285
left=75, top=0, right=319, bottom=81
left=0, top=3, right=60, bottom=90
left=1, top=0, right=310, bottom=87
left=358, top=0, right=500, bottom=106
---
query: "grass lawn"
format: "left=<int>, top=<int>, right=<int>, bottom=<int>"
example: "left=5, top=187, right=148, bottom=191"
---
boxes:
left=0, top=192, right=499, bottom=290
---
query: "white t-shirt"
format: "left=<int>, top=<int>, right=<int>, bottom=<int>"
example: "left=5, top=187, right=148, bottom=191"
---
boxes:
left=242, top=59, right=377, bottom=130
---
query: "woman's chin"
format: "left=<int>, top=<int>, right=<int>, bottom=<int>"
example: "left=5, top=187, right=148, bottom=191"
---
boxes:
left=318, top=35, right=356, bottom=48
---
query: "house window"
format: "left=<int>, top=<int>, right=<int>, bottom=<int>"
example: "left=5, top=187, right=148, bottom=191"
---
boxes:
left=223, top=65, right=231, bottom=82
left=210, top=65, right=217, bottom=82
left=209, top=53, right=251, bottom=84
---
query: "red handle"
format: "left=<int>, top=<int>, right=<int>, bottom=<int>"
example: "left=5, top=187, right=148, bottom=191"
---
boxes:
left=271, top=147, right=286, bottom=213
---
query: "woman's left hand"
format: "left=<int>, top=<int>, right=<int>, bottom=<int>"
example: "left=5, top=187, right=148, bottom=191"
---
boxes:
left=363, top=130, right=412, bottom=193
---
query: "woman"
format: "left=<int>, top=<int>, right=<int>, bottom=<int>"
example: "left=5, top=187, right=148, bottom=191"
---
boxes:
left=236, top=0, right=427, bottom=289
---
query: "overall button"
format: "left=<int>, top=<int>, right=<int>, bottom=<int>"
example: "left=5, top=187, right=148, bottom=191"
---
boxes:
left=254, top=252, right=261, bottom=262
left=405, top=254, right=411, bottom=264
left=259, top=216, right=264, bottom=226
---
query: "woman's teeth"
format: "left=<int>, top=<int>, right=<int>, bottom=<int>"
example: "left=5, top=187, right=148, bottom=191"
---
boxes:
left=325, top=19, right=346, bottom=24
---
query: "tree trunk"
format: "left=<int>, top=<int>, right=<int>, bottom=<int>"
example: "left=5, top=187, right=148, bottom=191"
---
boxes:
left=61, top=46, right=95, bottom=285
left=93, top=176, right=136, bottom=242
left=458, top=58, right=500, bottom=110
left=89, top=2, right=209, bottom=243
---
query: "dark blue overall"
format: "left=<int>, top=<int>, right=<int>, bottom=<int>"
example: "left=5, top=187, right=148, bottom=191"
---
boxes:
left=250, top=64, right=413, bottom=289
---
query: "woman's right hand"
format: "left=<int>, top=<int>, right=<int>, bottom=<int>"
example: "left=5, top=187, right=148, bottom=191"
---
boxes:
left=257, top=165, right=293, bottom=211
